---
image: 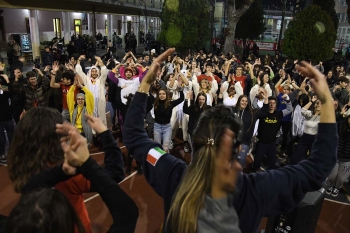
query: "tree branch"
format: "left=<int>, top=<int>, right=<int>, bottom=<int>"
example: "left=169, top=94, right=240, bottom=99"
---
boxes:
left=235, top=0, right=255, bottom=19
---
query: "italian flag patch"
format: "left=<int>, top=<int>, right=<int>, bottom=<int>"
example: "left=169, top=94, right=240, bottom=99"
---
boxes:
left=147, top=147, right=166, bottom=166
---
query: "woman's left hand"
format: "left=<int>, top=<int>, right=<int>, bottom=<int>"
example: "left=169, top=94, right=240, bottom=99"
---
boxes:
left=143, top=48, right=176, bottom=85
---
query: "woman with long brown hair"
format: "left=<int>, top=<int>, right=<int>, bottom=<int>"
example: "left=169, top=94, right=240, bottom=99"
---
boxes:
left=148, top=87, right=184, bottom=151
left=233, top=95, right=257, bottom=167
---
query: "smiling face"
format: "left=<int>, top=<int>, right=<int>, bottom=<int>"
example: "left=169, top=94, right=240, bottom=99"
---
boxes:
left=198, top=95, right=206, bottom=106
left=200, top=79, right=209, bottom=89
left=28, top=76, right=37, bottom=86
left=76, top=96, right=85, bottom=106
left=235, top=67, right=242, bottom=77
left=314, top=100, right=322, bottom=112
left=91, top=68, right=98, bottom=79
left=228, top=85, right=236, bottom=96
left=125, top=70, right=133, bottom=79
left=158, top=90, right=167, bottom=100
left=263, top=74, right=269, bottom=84
left=191, top=61, right=197, bottom=69
left=239, top=96, right=248, bottom=109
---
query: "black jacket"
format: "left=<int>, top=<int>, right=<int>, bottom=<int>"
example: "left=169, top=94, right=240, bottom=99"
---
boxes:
left=42, top=51, right=54, bottom=66
left=183, top=100, right=211, bottom=135
left=0, top=82, right=13, bottom=121
left=10, top=76, right=27, bottom=106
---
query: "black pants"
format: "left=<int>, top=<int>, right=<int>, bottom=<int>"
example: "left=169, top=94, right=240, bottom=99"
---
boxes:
left=0, top=119, right=15, bottom=155
left=252, top=141, right=277, bottom=171
left=11, top=105, right=24, bottom=124
left=290, top=133, right=316, bottom=165
left=280, top=121, right=291, bottom=151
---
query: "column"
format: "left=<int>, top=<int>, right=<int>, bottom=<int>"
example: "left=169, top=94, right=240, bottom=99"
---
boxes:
left=133, top=16, right=139, bottom=45
left=62, top=12, right=71, bottom=45
left=122, top=15, right=126, bottom=48
left=107, top=14, right=113, bottom=41
left=87, top=13, right=93, bottom=36
left=29, top=10, right=41, bottom=60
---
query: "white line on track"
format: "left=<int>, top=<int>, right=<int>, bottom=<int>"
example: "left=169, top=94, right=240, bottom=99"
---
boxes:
left=89, top=146, right=126, bottom=156
left=84, top=171, right=137, bottom=203
left=325, top=198, right=350, bottom=206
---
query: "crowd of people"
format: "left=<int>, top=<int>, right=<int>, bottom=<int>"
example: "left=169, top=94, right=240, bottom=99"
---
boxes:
left=0, top=42, right=349, bottom=232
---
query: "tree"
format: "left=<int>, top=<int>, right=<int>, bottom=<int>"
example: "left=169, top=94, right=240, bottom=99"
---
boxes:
left=223, top=0, right=255, bottom=54
left=313, top=0, right=338, bottom=30
left=283, top=5, right=337, bottom=61
left=159, top=0, right=210, bottom=53
left=235, top=0, right=266, bottom=54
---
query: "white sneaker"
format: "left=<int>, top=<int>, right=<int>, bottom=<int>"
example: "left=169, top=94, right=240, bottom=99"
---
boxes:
left=169, top=140, right=174, bottom=150
left=184, top=143, right=189, bottom=153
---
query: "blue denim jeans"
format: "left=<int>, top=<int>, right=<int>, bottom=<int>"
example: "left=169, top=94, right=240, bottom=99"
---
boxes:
left=0, top=120, right=15, bottom=156
left=154, top=123, right=172, bottom=151
left=238, top=144, right=250, bottom=167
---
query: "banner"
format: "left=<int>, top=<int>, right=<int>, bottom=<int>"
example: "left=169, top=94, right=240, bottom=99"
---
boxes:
left=234, top=40, right=277, bottom=51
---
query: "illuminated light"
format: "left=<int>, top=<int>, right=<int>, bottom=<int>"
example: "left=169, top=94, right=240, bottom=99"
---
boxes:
left=166, top=0, right=179, bottom=11
left=315, top=22, right=325, bottom=34
left=166, top=24, right=182, bottom=46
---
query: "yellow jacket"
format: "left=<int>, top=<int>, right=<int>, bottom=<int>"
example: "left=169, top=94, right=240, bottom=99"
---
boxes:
left=67, top=85, right=94, bottom=122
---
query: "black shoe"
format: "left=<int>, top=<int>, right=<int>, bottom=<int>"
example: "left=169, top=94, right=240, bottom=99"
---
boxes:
left=112, top=125, right=119, bottom=132
left=136, top=162, right=143, bottom=175
left=125, top=155, right=133, bottom=175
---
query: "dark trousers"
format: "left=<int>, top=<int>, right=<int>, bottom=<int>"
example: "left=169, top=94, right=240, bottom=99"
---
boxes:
left=280, top=121, right=291, bottom=151
left=253, top=141, right=277, bottom=171
left=11, top=105, right=24, bottom=124
left=290, top=133, right=316, bottom=165
left=0, top=119, right=15, bottom=155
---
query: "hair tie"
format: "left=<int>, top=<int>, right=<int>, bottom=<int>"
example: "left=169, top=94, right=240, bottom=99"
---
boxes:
left=207, top=138, right=215, bottom=145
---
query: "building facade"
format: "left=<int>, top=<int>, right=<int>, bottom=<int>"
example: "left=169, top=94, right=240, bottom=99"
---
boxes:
left=0, top=0, right=162, bottom=59
left=335, top=0, right=350, bottom=47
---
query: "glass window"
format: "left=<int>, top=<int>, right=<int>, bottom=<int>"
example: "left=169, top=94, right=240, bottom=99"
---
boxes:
left=74, top=19, right=82, bottom=35
left=53, top=18, right=61, bottom=38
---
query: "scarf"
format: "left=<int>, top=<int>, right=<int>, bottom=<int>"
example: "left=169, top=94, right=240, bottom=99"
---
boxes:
left=72, top=106, right=93, bottom=143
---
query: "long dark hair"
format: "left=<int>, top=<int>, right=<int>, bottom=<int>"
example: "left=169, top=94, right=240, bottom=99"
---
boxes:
left=194, top=92, right=209, bottom=112
left=234, top=95, right=254, bottom=132
left=258, top=72, right=270, bottom=87
left=8, top=107, right=64, bottom=193
left=154, top=88, right=171, bottom=110
left=7, top=188, right=86, bottom=233
left=298, top=94, right=310, bottom=108
left=167, top=105, right=243, bottom=232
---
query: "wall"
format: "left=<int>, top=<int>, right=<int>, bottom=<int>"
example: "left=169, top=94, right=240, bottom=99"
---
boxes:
left=2, top=8, right=153, bottom=44
left=3, top=8, right=30, bottom=39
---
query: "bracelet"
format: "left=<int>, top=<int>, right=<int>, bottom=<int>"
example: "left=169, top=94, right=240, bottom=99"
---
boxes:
left=51, top=73, right=57, bottom=76
left=137, top=87, right=147, bottom=94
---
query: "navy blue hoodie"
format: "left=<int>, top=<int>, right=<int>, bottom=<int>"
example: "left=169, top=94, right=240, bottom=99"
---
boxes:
left=123, top=92, right=338, bottom=233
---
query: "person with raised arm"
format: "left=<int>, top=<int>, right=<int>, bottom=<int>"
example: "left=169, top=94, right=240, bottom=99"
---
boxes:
left=123, top=49, right=337, bottom=233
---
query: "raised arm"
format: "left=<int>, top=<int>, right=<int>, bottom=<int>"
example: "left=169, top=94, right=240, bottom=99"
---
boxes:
left=123, top=48, right=187, bottom=213
left=235, top=61, right=337, bottom=221
left=76, top=55, right=89, bottom=85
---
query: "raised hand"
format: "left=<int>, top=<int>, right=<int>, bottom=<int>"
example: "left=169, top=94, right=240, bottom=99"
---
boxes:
left=52, top=61, right=59, bottom=73
left=296, top=61, right=332, bottom=104
left=61, top=129, right=90, bottom=168
left=85, top=114, right=107, bottom=134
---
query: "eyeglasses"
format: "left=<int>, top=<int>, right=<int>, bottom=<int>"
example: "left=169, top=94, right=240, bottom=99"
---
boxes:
left=77, top=98, right=84, bottom=100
